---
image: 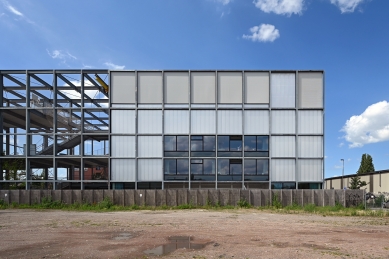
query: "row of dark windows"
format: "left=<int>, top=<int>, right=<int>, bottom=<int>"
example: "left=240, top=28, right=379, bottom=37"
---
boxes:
left=164, top=158, right=268, bottom=181
left=164, top=135, right=269, bottom=157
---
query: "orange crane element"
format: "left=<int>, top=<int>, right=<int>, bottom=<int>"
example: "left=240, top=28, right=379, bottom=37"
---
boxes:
left=95, top=74, right=109, bottom=94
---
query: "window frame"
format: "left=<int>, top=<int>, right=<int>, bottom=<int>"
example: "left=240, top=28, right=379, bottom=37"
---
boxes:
left=244, top=159, right=269, bottom=181
left=164, top=159, right=189, bottom=181
left=164, top=135, right=189, bottom=157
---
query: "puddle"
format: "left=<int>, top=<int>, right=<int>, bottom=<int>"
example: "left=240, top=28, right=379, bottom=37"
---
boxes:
left=144, top=236, right=206, bottom=256
left=112, top=232, right=133, bottom=240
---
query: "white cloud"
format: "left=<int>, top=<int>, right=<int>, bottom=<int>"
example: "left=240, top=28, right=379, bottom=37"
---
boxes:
left=341, top=101, right=389, bottom=148
left=104, top=62, right=125, bottom=70
left=243, top=24, right=280, bottom=42
left=215, top=0, right=232, bottom=5
left=46, top=49, right=77, bottom=63
left=338, top=142, right=344, bottom=147
left=1, top=0, right=23, bottom=16
left=330, top=0, right=366, bottom=13
left=253, top=0, right=304, bottom=16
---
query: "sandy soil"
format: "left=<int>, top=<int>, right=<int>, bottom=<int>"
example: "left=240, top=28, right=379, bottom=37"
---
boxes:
left=0, top=209, right=389, bottom=259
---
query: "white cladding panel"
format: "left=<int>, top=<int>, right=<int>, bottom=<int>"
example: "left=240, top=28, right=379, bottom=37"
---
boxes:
left=191, top=110, right=216, bottom=134
left=298, top=72, right=323, bottom=108
left=138, top=136, right=162, bottom=157
left=111, top=136, right=135, bottom=157
left=138, top=159, right=163, bottom=181
left=138, top=72, right=163, bottom=103
left=111, top=159, right=136, bottom=181
left=164, top=110, right=189, bottom=134
left=298, top=159, right=323, bottom=182
left=217, top=110, right=242, bottom=134
left=271, top=110, right=296, bottom=134
left=164, top=72, right=189, bottom=103
left=111, top=72, right=136, bottom=104
left=298, top=110, right=323, bottom=134
left=271, top=136, right=296, bottom=157
left=218, top=72, right=243, bottom=103
left=271, top=159, right=296, bottom=181
left=298, top=136, right=323, bottom=158
left=271, top=73, right=295, bottom=108
left=244, top=110, right=269, bottom=134
left=138, top=110, right=162, bottom=134
left=111, top=110, right=136, bottom=134
left=245, top=72, right=269, bottom=104
left=191, top=72, right=216, bottom=104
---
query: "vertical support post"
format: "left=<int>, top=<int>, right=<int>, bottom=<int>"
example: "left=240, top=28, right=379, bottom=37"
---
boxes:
left=53, top=71, right=58, bottom=190
left=25, top=71, right=31, bottom=190
left=80, top=71, right=84, bottom=190
left=0, top=74, right=3, bottom=182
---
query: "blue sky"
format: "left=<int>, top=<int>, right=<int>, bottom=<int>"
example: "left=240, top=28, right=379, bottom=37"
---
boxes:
left=1, top=0, right=388, bottom=178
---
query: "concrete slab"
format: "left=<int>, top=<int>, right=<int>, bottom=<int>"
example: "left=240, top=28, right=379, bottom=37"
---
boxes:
left=208, top=190, right=219, bottom=206
left=135, top=190, right=146, bottom=206
left=61, top=190, right=72, bottom=205
left=20, top=190, right=30, bottom=205
left=94, top=190, right=104, bottom=204
left=31, top=190, right=41, bottom=204
left=40, top=190, right=52, bottom=201
left=335, top=190, right=345, bottom=207
left=219, top=189, right=230, bottom=206
left=198, top=190, right=208, bottom=206
left=177, top=190, right=188, bottom=206
left=250, top=190, right=261, bottom=207
left=314, top=190, right=324, bottom=207
left=156, top=190, right=166, bottom=206
left=240, top=190, right=250, bottom=206
left=261, top=190, right=271, bottom=207
left=145, top=190, right=156, bottom=207
left=0, top=190, right=10, bottom=204
left=293, top=190, right=303, bottom=206
left=230, top=189, right=240, bottom=206
left=124, top=190, right=135, bottom=206
left=303, top=190, right=314, bottom=205
left=188, top=190, right=197, bottom=206
left=72, top=190, right=82, bottom=204
left=103, top=190, right=114, bottom=203
left=9, top=190, right=19, bottom=204
left=166, top=190, right=177, bottom=207
left=114, top=190, right=125, bottom=206
left=83, top=190, right=94, bottom=205
left=282, top=190, right=292, bottom=207
left=324, top=190, right=335, bottom=207
left=345, top=190, right=364, bottom=207
left=51, top=190, right=61, bottom=204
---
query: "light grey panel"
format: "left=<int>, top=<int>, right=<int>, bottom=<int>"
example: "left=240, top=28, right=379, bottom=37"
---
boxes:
left=164, top=72, right=189, bottom=104
left=244, top=110, right=269, bottom=134
left=218, top=72, right=243, bottom=104
left=191, top=72, right=216, bottom=104
left=138, top=136, right=163, bottom=157
left=271, top=110, right=296, bottom=134
left=164, top=110, right=189, bottom=134
left=298, top=136, right=323, bottom=158
left=138, top=159, right=163, bottom=181
left=111, top=72, right=136, bottom=104
left=217, top=110, right=242, bottom=134
left=138, top=110, right=162, bottom=134
left=111, top=159, right=135, bottom=181
left=271, top=159, right=296, bottom=182
left=245, top=72, right=269, bottom=104
left=298, top=110, right=323, bottom=134
left=111, top=110, right=136, bottom=134
left=111, top=136, right=135, bottom=157
left=271, top=136, right=295, bottom=157
left=191, top=110, right=216, bottom=134
left=138, top=72, right=162, bottom=103
left=298, top=159, right=323, bottom=182
left=271, top=73, right=295, bottom=108
left=298, top=72, right=323, bottom=108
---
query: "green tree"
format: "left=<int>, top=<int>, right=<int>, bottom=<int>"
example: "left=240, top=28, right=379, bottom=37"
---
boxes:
left=357, top=153, right=375, bottom=174
left=349, top=174, right=367, bottom=189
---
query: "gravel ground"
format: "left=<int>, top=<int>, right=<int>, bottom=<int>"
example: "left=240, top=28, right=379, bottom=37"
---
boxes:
left=0, top=209, right=389, bottom=259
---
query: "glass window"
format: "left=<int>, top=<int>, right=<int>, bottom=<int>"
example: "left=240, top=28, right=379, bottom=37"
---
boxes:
left=244, top=159, right=269, bottom=181
left=244, top=136, right=269, bottom=157
left=164, top=136, right=189, bottom=157
left=164, top=136, right=176, bottom=151
left=244, top=136, right=256, bottom=151
left=177, top=159, right=189, bottom=174
left=203, top=136, right=215, bottom=151
left=177, top=136, right=189, bottom=151
left=257, top=136, right=269, bottom=151
left=191, top=136, right=216, bottom=157
left=164, top=159, right=189, bottom=181
left=217, top=136, right=242, bottom=157
left=217, top=136, right=229, bottom=151
left=164, top=159, right=176, bottom=174
left=271, top=182, right=296, bottom=189
left=217, top=159, right=242, bottom=181
left=190, top=159, right=216, bottom=181
left=244, top=160, right=256, bottom=175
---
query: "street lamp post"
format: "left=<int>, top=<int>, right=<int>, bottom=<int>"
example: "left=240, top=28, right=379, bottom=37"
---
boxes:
left=341, top=159, right=344, bottom=189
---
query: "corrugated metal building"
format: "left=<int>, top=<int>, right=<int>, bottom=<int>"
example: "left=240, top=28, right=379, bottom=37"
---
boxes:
left=0, top=70, right=324, bottom=190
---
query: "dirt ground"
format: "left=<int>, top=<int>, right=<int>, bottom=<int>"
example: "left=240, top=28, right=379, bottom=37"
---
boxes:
left=0, top=209, right=389, bottom=259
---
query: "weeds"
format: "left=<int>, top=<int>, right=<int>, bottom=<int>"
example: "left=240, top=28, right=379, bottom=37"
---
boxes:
left=238, top=198, right=251, bottom=208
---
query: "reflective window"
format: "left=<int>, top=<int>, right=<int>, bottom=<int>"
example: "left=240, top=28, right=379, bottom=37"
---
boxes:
left=244, top=159, right=269, bottom=181
left=271, top=182, right=296, bottom=189
left=217, top=159, right=242, bottom=181
left=244, top=136, right=269, bottom=157
left=191, top=136, right=216, bottom=157
left=164, top=159, right=189, bottom=181
left=217, top=136, right=242, bottom=157
left=164, top=136, right=189, bottom=157
left=190, top=159, right=216, bottom=181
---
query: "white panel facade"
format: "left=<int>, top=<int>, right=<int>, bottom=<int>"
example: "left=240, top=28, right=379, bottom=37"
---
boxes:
left=217, top=110, right=242, bottom=134
left=271, top=136, right=295, bottom=157
left=138, top=159, right=163, bottom=181
left=164, top=110, right=189, bottom=134
left=138, top=72, right=162, bottom=103
left=111, top=136, right=135, bottom=157
left=191, top=72, right=216, bottom=103
left=218, top=72, right=243, bottom=103
left=111, top=159, right=136, bottom=181
left=164, top=72, right=189, bottom=104
left=298, top=136, right=323, bottom=158
left=111, top=110, right=136, bottom=134
left=298, top=159, right=323, bottom=182
left=138, top=110, right=162, bottom=134
left=298, top=72, right=323, bottom=108
left=271, top=110, right=296, bottom=134
left=138, top=136, right=163, bottom=157
left=271, top=73, right=295, bottom=108
left=191, top=110, right=216, bottom=134
left=245, top=72, right=269, bottom=104
left=244, top=110, right=269, bottom=134
left=111, top=72, right=136, bottom=104
left=298, top=110, right=323, bottom=134
left=271, top=159, right=296, bottom=181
